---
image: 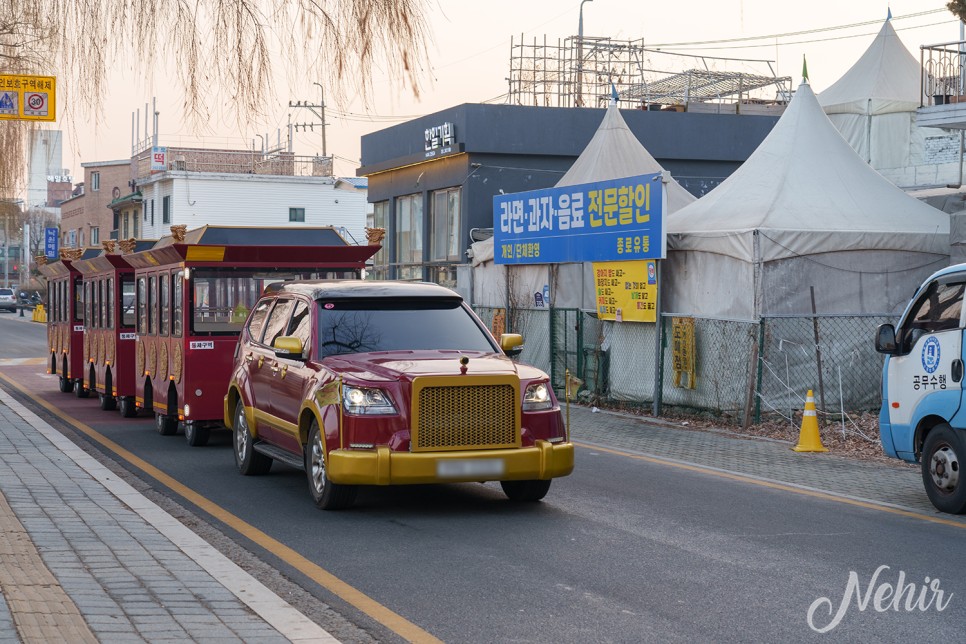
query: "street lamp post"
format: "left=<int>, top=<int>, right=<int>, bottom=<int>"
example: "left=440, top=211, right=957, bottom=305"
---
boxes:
left=577, top=0, right=594, bottom=107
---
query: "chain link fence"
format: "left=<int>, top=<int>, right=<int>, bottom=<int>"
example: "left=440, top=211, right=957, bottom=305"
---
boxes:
left=473, top=305, right=894, bottom=425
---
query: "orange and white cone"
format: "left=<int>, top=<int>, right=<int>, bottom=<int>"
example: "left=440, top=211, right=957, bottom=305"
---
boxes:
left=793, top=389, right=828, bottom=453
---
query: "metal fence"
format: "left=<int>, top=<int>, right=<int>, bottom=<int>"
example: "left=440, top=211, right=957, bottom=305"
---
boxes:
left=473, top=306, right=894, bottom=425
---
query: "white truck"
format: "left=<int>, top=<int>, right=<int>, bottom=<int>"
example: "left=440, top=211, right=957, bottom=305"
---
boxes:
left=875, top=264, right=966, bottom=514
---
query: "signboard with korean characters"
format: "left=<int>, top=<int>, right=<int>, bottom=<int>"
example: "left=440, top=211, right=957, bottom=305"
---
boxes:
left=0, top=74, right=56, bottom=122
left=493, top=173, right=665, bottom=264
left=592, top=260, right=658, bottom=323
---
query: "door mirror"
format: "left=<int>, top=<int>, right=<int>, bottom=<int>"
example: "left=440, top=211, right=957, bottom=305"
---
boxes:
left=500, top=333, right=524, bottom=357
left=875, top=324, right=897, bottom=354
left=273, top=336, right=305, bottom=360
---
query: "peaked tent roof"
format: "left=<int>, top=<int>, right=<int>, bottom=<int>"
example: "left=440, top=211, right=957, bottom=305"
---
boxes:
left=556, top=103, right=696, bottom=213
left=667, top=82, right=948, bottom=262
left=818, top=18, right=923, bottom=115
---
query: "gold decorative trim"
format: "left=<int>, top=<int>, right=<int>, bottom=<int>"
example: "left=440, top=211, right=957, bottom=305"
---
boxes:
left=365, top=227, right=386, bottom=245
left=107, top=334, right=115, bottom=365
left=170, top=225, right=187, bottom=242
left=157, top=342, right=168, bottom=381
left=173, top=342, right=183, bottom=383
left=35, top=255, right=48, bottom=266
left=147, top=340, right=157, bottom=378
left=60, top=248, right=83, bottom=261
left=136, top=340, right=145, bottom=376
left=102, top=240, right=117, bottom=254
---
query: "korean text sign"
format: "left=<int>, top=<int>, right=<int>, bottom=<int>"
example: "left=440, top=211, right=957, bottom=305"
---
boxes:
left=592, top=260, right=658, bottom=323
left=0, top=74, right=56, bottom=122
left=493, top=173, right=664, bottom=264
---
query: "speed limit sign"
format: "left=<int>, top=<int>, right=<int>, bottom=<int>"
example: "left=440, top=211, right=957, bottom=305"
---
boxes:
left=24, top=92, right=48, bottom=117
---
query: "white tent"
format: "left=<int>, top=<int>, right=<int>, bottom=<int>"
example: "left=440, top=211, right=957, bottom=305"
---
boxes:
left=665, top=81, right=949, bottom=319
left=817, top=17, right=924, bottom=170
left=471, top=103, right=694, bottom=310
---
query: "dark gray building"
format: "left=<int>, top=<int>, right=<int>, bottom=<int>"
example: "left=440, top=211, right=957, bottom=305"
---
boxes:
left=358, top=103, right=779, bottom=285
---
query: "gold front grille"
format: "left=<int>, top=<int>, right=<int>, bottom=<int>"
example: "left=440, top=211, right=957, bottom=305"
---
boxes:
left=412, top=377, right=520, bottom=452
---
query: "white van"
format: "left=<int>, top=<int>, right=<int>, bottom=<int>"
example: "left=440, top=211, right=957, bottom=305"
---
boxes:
left=875, top=264, right=966, bottom=514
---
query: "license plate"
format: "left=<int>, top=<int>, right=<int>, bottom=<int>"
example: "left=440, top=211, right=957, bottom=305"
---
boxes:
left=437, top=458, right=505, bottom=479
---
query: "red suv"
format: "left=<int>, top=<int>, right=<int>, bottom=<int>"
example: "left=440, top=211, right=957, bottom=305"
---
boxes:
left=224, top=281, right=573, bottom=509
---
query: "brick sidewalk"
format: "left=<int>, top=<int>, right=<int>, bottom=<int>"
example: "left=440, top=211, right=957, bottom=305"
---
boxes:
left=0, top=388, right=336, bottom=643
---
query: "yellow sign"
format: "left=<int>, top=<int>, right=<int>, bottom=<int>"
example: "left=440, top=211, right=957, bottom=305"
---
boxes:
left=0, top=74, right=57, bottom=121
left=592, top=260, right=658, bottom=323
left=671, top=317, right=696, bottom=389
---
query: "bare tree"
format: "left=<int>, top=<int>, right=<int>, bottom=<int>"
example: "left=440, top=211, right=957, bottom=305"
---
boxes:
left=0, top=0, right=430, bottom=198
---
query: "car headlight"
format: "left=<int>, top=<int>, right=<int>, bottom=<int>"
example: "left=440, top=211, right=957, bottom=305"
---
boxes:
left=342, top=386, right=398, bottom=415
left=523, top=382, right=553, bottom=411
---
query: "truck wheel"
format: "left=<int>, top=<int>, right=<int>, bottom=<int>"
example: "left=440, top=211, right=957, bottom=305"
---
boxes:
left=922, top=424, right=966, bottom=514
left=501, top=479, right=552, bottom=502
left=305, top=421, right=356, bottom=510
left=234, top=404, right=271, bottom=475
left=155, top=411, right=178, bottom=436
left=118, top=397, right=138, bottom=418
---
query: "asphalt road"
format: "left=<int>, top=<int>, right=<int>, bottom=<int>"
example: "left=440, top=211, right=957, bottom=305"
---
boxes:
left=0, top=310, right=46, bottom=357
left=2, top=319, right=965, bottom=642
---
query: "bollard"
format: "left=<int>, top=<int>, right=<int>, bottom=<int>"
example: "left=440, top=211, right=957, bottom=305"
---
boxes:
left=19, top=305, right=24, bottom=317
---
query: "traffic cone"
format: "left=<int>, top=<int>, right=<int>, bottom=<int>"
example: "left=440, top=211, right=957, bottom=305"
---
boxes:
left=793, top=390, right=828, bottom=453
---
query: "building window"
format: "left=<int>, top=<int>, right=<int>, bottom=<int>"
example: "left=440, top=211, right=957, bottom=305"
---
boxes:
left=289, top=207, right=305, bottom=222
left=90, top=227, right=99, bottom=245
left=68, top=230, right=76, bottom=247
left=122, top=212, right=129, bottom=239
left=133, top=210, right=139, bottom=238
left=162, top=195, right=170, bottom=224
left=371, top=201, right=389, bottom=278
left=91, top=172, right=100, bottom=191
left=395, top=193, right=423, bottom=281
left=430, top=187, right=461, bottom=262
left=150, top=200, right=155, bottom=226
left=79, top=230, right=84, bottom=247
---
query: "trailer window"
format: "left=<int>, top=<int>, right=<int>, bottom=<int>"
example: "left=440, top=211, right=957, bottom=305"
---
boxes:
left=148, top=276, right=156, bottom=335
left=74, top=277, right=84, bottom=323
left=173, top=271, right=183, bottom=337
left=121, top=277, right=135, bottom=328
left=137, top=277, right=146, bottom=334
left=190, top=267, right=358, bottom=335
left=160, top=274, right=170, bottom=336
left=107, top=278, right=114, bottom=329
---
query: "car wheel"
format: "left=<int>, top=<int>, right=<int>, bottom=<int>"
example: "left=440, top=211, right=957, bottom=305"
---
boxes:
left=234, top=404, right=272, bottom=475
left=99, top=393, right=117, bottom=411
left=155, top=411, right=178, bottom=436
left=58, top=375, right=73, bottom=393
left=74, top=381, right=90, bottom=398
left=500, top=479, right=552, bottom=502
left=305, top=420, right=356, bottom=510
left=922, top=424, right=966, bottom=514
left=118, top=396, right=138, bottom=418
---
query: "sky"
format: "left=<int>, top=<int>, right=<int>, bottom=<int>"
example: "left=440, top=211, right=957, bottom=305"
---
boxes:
left=54, top=1, right=960, bottom=180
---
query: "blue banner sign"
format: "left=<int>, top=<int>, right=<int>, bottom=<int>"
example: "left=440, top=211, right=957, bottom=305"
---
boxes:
left=44, top=226, right=59, bottom=259
left=493, top=173, right=665, bottom=264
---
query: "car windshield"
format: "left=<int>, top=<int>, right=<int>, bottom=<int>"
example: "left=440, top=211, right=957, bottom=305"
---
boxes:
left=315, top=298, right=497, bottom=358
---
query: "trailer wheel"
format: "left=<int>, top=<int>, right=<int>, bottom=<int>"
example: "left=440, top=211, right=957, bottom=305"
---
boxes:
left=306, top=421, right=356, bottom=510
left=234, top=404, right=271, bottom=475
left=922, top=424, right=966, bottom=514
left=155, top=411, right=178, bottom=436
left=58, top=375, right=73, bottom=393
left=74, top=380, right=89, bottom=398
left=500, top=479, right=552, bottom=502
left=184, top=422, right=210, bottom=448
left=99, top=372, right=116, bottom=411
left=118, top=397, right=137, bottom=418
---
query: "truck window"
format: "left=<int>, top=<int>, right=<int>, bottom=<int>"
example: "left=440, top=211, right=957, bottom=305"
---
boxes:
left=246, top=299, right=273, bottom=344
left=262, top=299, right=295, bottom=348
left=903, top=281, right=966, bottom=351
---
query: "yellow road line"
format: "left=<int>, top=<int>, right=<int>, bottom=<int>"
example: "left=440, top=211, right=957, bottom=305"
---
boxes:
left=0, top=372, right=442, bottom=644
left=0, top=357, right=46, bottom=366
left=575, top=441, right=966, bottom=530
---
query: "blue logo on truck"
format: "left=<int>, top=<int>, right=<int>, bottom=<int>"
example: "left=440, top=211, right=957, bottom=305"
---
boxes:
left=922, top=336, right=941, bottom=373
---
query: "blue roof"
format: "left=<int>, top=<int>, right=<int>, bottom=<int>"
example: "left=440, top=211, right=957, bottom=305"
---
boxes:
left=339, top=177, right=368, bottom=189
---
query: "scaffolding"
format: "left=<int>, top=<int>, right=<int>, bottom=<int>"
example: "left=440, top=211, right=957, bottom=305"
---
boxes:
left=506, top=34, right=792, bottom=112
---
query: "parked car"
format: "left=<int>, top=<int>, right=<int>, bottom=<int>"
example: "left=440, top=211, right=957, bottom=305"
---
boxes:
left=224, top=280, right=574, bottom=510
left=0, top=288, right=16, bottom=313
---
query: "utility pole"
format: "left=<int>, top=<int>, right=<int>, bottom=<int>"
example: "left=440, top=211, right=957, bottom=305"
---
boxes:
left=289, top=82, right=328, bottom=156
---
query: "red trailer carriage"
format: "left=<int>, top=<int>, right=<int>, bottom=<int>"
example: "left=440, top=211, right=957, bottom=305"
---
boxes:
left=38, top=248, right=103, bottom=395
left=72, top=240, right=156, bottom=415
left=123, top=225, right=377, bottom=446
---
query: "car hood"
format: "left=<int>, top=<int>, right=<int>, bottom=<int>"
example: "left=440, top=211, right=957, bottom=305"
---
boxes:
left=322, top=350, right=546, bottom=383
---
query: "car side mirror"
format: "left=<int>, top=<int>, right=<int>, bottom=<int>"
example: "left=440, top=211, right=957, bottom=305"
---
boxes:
left=874, top=323, right=897, bottom=354
left=273, top=336, right=305, bottom=360
left=500, top=333, right=524, bottom=357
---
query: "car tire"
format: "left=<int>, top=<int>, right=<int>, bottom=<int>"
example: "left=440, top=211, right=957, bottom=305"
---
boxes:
left=58, top=375, right=73, bottom=393
left=99, top=392, right=117, bottom=411
left=921, top=424, right=966, bottom=514
left=118, top=396, right=138, bottom=418
left=185, top=422, right=211, bottom=447
left=155, top=411, right=179, bottom=436
left=234, top=404, right=272, bottom=475
left=74, top=381, right=90, bottom=398
left=500, top=479, right=552, bottom=502
left=305, top=420, right=356, bottom=510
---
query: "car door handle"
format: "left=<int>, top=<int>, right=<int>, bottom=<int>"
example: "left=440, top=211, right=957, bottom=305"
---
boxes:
left=953, top=359, right=964, bottom=383
left=270, top=363, right=280, bottom=375
left=257, top=355, right=265, bottom=369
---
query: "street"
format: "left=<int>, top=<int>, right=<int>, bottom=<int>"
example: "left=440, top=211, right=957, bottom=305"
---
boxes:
left=1, top=313, right=964, bottom=642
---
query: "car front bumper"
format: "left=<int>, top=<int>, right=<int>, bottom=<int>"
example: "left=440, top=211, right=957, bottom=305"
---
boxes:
left=328, top=440, right=575, bottom=485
